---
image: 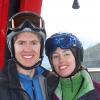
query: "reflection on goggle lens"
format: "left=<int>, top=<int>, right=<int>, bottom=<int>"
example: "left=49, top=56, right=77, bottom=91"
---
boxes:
left=8, top=12, right=45, bottom=30
left=46, top=33, right=81, bottom=53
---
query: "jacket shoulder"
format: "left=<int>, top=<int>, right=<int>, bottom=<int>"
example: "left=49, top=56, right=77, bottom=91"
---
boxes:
left=0, top=71, right=8, bottom=86
left=78, top=89, right=100, bottom=100
left=43, top=69, right=59, bottom=90
left=93, top=80, right=100, bottom=95
left=42, top=68, right=59, bottom=82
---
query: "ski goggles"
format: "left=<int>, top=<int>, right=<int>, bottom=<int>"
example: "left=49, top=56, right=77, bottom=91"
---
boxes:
left=45, top=33, right=82, bottom=54
left=8, top=11, right=45, bottom=30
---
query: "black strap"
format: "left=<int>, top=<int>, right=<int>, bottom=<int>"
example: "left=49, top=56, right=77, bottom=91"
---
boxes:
left=73, top=78, right=84, bottom=100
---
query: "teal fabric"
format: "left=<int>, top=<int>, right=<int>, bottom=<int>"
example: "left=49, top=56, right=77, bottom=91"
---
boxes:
left=18, top=66, right=44, bottom=100
left=55, top=70, right=94, bottom=100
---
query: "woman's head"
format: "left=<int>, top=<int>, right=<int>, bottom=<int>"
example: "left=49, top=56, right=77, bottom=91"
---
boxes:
left=51, top=48, right=76, bottom=77
left=45, top=32, right=83, bottom=77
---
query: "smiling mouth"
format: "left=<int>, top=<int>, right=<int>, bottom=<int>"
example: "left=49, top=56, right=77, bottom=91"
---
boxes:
left=23, top=56, right=33, bottom=59
left=59, top=66, right=68, bottom=70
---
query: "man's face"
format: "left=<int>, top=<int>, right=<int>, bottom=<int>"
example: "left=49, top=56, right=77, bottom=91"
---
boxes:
left=14, top=32, right=41, bottom=67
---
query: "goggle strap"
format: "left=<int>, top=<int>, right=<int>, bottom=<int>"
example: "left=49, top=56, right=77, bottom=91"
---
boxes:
left=12, top=19, right=15, bottom=28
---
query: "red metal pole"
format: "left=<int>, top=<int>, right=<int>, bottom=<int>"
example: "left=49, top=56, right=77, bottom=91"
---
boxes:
left=0, top=0, right=10, bottom=70
left=20, top=0, right=43, bottom=15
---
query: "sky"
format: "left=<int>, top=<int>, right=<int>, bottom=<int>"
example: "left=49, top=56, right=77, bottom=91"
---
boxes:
left=41, top=0, right=100, bottom=49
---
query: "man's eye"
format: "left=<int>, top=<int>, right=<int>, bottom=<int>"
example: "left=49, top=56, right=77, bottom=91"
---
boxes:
left=32, top=42, right=36, bottom=45
left=18, top=42, right=24, bottom=45
left=32, top=41, right=39, bottom=45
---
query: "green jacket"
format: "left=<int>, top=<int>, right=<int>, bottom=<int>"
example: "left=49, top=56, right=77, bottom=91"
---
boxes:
left=55, top=70, right=99, bottom=100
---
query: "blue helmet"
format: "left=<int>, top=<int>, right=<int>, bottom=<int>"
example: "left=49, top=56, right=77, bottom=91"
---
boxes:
left=45, top=32, right=83, bottom=67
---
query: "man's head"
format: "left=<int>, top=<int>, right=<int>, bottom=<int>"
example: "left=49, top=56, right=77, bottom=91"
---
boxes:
left=7, top=11, right=46, bottom=69
left=14, top=31, right=41, bottom=68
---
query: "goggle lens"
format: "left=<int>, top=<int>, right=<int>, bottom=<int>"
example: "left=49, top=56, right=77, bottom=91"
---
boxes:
left=46, top=33, right=80, bottom=54
left=8, top=12, right=45, bottom=30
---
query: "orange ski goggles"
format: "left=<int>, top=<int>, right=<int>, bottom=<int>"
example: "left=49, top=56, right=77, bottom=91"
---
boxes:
left=8, top=11, right=45, bottom=30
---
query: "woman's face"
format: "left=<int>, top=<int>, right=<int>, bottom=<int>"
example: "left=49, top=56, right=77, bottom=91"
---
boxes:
left=52, top=47, right=76, bottom=77
left=14, top=32, right=41, bottom=67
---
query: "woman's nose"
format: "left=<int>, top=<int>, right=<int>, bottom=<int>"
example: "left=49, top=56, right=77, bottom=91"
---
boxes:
left=59, top=55, right=65, bottom=64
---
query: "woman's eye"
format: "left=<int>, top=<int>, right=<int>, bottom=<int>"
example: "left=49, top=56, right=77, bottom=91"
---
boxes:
left=65, top=53, right=69, bottom=55
left=64, top=53, right=70, bottom=56
left=52, top=55, right=59, bottom=59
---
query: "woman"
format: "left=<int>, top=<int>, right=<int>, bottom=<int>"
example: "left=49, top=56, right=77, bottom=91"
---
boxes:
left=45, top=32, right=100, bottom=100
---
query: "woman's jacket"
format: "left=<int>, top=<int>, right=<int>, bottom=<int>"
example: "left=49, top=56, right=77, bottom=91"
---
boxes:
left=53, top=70, right=100, bottom=100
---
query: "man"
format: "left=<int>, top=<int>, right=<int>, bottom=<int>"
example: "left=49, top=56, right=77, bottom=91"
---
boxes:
left=0, top=11, right=58, bottom=100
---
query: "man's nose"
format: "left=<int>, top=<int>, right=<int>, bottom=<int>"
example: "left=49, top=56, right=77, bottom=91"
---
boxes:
left=24, top=44, right=33, bottom=51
